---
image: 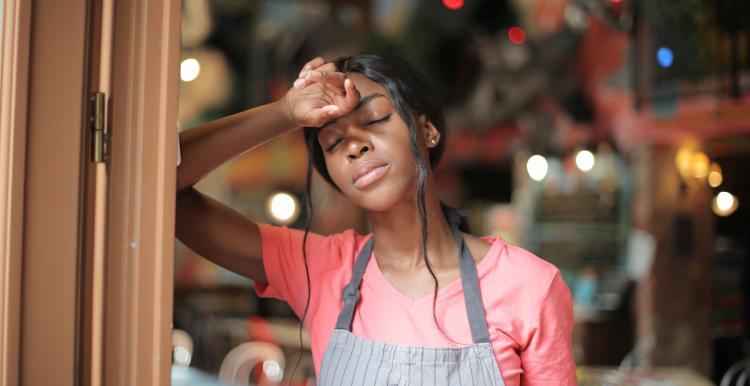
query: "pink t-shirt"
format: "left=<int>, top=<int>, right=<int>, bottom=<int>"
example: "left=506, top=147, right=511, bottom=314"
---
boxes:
left=254, top=223, right=577, bottom=385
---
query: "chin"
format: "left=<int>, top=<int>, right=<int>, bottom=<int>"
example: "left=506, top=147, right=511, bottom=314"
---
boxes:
left=345, top=179, right=417, bottom=213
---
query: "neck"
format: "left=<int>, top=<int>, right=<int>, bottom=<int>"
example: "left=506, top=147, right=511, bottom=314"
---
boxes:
left=367, top=182, right=458, bottom=271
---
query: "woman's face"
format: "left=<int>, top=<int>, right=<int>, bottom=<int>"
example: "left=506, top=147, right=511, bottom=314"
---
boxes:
left=316, top=72, right=439, bottom=211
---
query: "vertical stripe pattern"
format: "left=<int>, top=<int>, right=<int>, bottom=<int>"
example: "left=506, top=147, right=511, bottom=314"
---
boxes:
left=318, top=332, right=504, bottom=385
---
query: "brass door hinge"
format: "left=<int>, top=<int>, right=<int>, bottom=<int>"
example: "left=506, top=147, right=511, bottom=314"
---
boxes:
left=89, top=92, right=109, bottom=163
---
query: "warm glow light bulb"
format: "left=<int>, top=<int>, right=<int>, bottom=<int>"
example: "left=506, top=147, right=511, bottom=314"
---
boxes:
left=575, top=150, right=595, bottom=172
left=716, top=192, right=734, bottom=211
left=675, top=146, right=693, bottom=178
left=180, top=58, right=201, bottom=82
left=527, top=155, right=548, bottom=182
left=267, top=192, right=299, bottom=224
left=708, top=163, right=722, bottom=188
left=713, top=191, right=738, bottom=217
left=689, top=151, right=709, bottom=178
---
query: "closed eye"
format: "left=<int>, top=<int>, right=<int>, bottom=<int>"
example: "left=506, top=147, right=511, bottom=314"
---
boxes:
left=325, top=138, right=344, bottom=152
left=367, top=114, right=391, bottom=126
left=324, top=115, right=391, bottom=152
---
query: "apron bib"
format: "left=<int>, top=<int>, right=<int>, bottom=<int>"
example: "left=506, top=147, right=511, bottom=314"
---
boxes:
left=317, top=210, right=506, bottom=385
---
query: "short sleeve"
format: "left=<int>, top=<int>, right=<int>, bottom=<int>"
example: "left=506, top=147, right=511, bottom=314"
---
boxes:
left=520, top=271, right=578, bottom=385
left=253, top=222, right=347, bottom=317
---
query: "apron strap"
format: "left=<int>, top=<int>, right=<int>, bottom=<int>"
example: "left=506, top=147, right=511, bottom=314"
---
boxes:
left=450, top=209, right=491, bottom=344
left=334, top=208, right=491, bottom=345
left=334, top=235, right=374, bottom=331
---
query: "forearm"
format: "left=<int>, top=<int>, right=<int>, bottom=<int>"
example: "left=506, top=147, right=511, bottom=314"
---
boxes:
left=176, top=99, right=297, bottom=191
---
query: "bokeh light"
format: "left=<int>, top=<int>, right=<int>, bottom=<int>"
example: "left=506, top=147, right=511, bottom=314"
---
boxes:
left=708, top=163, right=723, bottom=188
left=575, top=150, right=596, bottom=173
left=713, top=191, right=739, bottom=217
left=689, top=151, right=710, bottom=179
left=527, top=155, right=549, bottom=181
left=442, top=0, right=464, bottom=11
left=266, top=192, right=299, bottom=224
left=180, top=58, right=201, bottom=82
left=657, top=47, right=674, bottom=68
left=508, top=26, right=526, bottom=45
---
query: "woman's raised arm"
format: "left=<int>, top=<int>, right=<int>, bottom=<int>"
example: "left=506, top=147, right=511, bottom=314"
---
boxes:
left=176, top=58, right=360, bottom=192
left=176, top=100, right=295, bottom=192
left=174, top=58, right=359, bottom=283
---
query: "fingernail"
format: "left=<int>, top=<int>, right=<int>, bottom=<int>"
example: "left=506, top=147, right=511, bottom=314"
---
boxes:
left=293, top=78, right=306, bottom=88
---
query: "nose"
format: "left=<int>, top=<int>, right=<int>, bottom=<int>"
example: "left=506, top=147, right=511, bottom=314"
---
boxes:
left=346, top=127, right=373, bottom=161
left=346, top=139, right=370, bottom=160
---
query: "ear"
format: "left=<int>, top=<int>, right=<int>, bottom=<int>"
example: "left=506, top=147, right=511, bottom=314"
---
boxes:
left=419, top=115, right=441, bottom=149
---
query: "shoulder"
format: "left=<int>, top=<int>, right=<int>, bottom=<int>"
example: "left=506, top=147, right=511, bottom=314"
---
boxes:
left=257, top=223, right=371, bottom=267
left=309, top=227, right=375, bottom=273
left=480, top=237, right=566, bottom=307
left=503, top=242, right=561, bottom=284
left=258, top=222, right=365, bottom=248
left=462, top=232, right=493, bottom=263
left=329, top=228, right=373, bottom=260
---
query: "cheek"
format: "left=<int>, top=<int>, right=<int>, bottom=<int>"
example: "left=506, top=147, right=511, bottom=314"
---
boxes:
left=323, top=156, right=348, bottom=189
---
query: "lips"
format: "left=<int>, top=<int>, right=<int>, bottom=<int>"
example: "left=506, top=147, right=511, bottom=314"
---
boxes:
left=352, top=160, right=390, bottom=189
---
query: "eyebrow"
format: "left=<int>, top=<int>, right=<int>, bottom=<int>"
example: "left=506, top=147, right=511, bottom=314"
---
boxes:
left=318, top=93, right=387, bottom=131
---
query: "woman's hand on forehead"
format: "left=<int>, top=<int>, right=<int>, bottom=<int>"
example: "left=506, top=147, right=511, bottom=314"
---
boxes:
left=294, top=58, right=336, bottom=88
left=281, top=57, right=361, bottom=128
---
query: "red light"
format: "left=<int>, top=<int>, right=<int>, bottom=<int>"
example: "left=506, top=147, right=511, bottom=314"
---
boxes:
left=612, top=0, right=623, bottom=3
left=508, top=27, right=526, bottom=45
left=443, top=0, right=464, bottom=10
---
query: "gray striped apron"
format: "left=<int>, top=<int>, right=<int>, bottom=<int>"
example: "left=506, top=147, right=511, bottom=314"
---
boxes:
left=317, top=210, right=506, bottom=385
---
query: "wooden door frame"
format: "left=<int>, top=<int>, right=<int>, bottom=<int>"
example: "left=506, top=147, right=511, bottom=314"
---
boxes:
left=0, top=0, right=181, bottom=384
left=103, top=1, right=181, bottom=385
left=21, top=0, right=90, bottom=384
left=0, top=1, right=31, bottom=385
left=80, top=0, right=114, bottom=385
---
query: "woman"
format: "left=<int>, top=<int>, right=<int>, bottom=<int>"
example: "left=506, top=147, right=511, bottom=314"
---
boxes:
left=176, top=54, right=576, bottom=385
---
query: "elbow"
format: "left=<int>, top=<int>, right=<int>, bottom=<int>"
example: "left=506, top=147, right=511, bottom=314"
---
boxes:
left=175, top=165, right=197, bottom=193
left=176, top=185, right=198, bottom=201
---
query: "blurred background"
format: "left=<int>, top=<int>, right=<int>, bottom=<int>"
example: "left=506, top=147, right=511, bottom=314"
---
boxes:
left=171, top=0, right=750, bottom=385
